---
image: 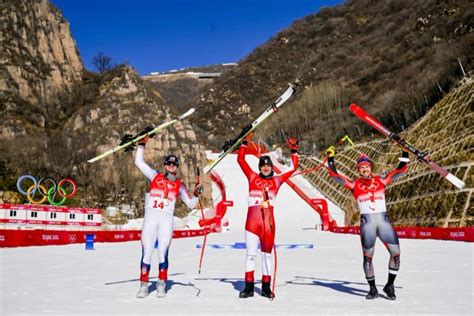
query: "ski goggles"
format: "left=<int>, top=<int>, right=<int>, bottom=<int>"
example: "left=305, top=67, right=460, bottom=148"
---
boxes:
left=164, top=161, right=178, bottom=166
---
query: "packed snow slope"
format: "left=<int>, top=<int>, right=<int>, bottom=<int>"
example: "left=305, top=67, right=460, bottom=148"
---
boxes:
left=1, top=154, right=472, bottom=314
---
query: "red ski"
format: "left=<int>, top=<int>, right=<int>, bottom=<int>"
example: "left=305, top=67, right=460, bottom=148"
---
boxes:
left=349, top=103, right=465, bottom=189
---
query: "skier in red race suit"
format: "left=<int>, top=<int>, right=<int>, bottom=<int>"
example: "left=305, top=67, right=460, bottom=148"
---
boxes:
left=326, top=145, right=409, bottom=300
left=237, top=132, right=299, bottom=298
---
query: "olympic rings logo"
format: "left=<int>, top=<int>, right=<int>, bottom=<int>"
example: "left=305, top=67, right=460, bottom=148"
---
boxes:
left=357, top=180, right=379, bottom=193
left=16, top=175, right=78, bottom=206
left=254, top=178, right=274, bottom=190
left=154, top=177, right=177, bottom=190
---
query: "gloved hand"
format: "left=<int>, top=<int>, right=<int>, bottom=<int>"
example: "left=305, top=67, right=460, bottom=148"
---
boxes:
left=139, top=126, right=156, bottom=138
left=137, top=126, right=155, bottom=146
left=138, top=135, right=149, bottom=146
left=326, top=145, right=335, bottom=157
left=398, top=149, right=410, bottom=162
left=120, top=133, right=136, bottom=152
left=287, top=137, right=298, bottom=153
left=241, top=131, right=255, bottom=146
left=194, top=183, right=203, bottom=197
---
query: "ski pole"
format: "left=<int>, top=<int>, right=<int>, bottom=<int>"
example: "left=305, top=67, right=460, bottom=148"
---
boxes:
left=293, top=134, right=353, bottom=176
left=338, top=134, right=354, bottom=148
left=196, top=168, right=208, bottom=274
left=292, top=157, right=328, bottom=176
left=198, top=226, right=208, bottom=274
left=272, top=243, right=278, bottom=302
left=263, top=186, right=277, bottom=301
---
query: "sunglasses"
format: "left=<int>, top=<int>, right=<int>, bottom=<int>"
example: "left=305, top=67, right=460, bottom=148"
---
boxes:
left=164, top=162, right=178, bottom=166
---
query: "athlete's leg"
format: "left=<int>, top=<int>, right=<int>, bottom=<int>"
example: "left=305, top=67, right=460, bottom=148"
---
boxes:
left=240, top=230, right=259, bottom=298
left=260, top=226, right=275, bottom=284
left=244, top=207, right=263, bottom=283
left=260, top=207, right=275, bottom=299
left=360, top=213, right=377, bottom=281
left=377, top=213, right=400, bottom=275
left=377, top=212, right=400, bottom=299
left=360, top=213, right=379, bottom=299
left=156, top=212, right=174, bottom=281
left=139, top=209, right=159, bottom=282
left=245, top=230, right=260, bottom=282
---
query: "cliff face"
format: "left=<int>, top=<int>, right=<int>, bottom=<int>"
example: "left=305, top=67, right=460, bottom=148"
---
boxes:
left=0, top=0, right=83, bottom=103
left=0, top=0, right=84, bottom=139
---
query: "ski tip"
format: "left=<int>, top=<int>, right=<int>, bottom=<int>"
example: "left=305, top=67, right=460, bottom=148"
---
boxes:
left=203, top=165, right=212, bottom=174
left=179, top=107, right=195, bottom=119
left=446, top=173, right=466, bottom=189
left=288, top=84, right=296, bottom=94
left=87, top=158, right=97, bottom=163
left=349, top=103, right=361, bottom=112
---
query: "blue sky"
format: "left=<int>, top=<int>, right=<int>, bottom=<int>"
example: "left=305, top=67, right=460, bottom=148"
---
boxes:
left=52, top=0, right=343, bottom=75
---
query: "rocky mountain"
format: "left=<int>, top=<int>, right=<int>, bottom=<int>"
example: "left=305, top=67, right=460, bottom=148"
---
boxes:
left=193, top=0, right=473, bottom=148
left=0, top=0, right=83, bottom=137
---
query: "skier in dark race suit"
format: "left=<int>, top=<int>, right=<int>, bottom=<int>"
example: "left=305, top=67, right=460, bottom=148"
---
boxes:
left=326, top=145, right=409, bottom=300
left=237, top=132, right=299, bottom=298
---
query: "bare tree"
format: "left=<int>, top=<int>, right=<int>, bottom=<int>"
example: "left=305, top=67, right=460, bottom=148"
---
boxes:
left=92, top=52, right=112, bottom=73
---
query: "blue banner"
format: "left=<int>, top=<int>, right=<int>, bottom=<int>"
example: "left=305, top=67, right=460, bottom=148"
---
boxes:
left=196, top=242, right=314, bottom=249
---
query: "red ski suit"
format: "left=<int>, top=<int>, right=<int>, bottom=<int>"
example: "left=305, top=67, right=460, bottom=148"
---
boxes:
left=237, top=144, right=298, bottom=253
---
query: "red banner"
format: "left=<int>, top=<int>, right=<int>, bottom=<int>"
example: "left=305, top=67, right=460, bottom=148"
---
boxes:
left=329, top=225, right=474, bottom=242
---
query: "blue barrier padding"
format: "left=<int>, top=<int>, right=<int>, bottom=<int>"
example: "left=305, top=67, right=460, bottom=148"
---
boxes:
left=196, top=242, right=314, bottom=249
left=85, top=234, right=95, bottom=250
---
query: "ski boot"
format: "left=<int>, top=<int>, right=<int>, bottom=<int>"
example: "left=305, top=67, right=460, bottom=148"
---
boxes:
left=261, top=282, right=274, bottom=299
left=383, top=283, right=396, bottom=300
left=365, top=286, right=379, bottom=299
left=156, top=280, right=166, bottom=298
left=239, top=282, right=254, bottom=298
left=136, top=282, right=149, bottom=298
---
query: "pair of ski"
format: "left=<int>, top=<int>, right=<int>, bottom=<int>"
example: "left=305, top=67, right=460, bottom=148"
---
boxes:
left=349, top=104, right=465, bottom=189
left=87, top=108, right=196, bottom=163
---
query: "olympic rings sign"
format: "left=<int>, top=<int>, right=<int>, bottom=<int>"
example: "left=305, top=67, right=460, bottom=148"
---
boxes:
left=16, top=175, right=78, bottom=206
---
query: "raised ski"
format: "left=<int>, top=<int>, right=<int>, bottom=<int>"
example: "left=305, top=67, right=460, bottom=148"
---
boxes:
left=87, top=108, right=195, bottom=163
left=349, top=103, right=465, bottom=189
left=203, top=85, right=296, bottom=174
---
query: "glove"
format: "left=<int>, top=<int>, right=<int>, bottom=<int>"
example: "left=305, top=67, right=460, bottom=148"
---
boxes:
left=194, top=183, right=203, bottom=197
left=398, top=149, right=410, bottom=162
left=120, top=134, right=136, bottom=152
left=137, top=126, right=156, bottom=146
left=138, top=135, right=149, bottom=146
left=326, top=145, right=335, bottom=158
left=139, top=126, right=156, bottom=138
left=241, top=131, right=254, bottom=146
left=287, top=137, right=298, bottom=153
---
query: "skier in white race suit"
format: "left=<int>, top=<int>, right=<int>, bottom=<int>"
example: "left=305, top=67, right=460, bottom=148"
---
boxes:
left=134, top=133, right=202, bottom=298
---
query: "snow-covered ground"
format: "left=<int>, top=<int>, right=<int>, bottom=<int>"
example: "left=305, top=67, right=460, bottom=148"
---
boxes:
left=1, top=153, right=472, bottom=315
